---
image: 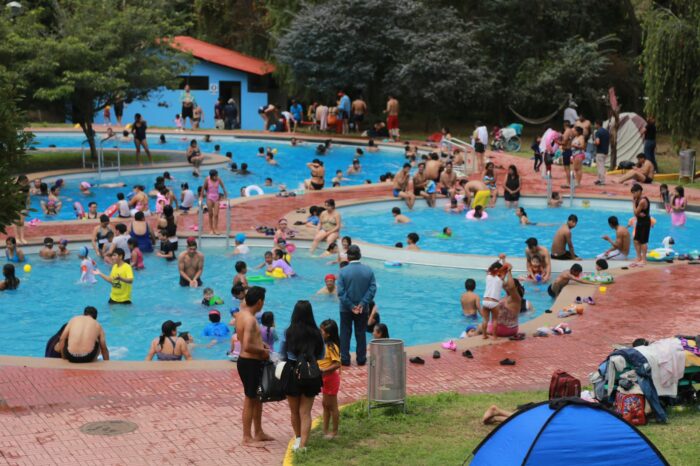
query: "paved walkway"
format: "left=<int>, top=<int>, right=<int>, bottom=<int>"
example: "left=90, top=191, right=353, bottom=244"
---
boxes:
left=1, top=141, right=699, bottom=465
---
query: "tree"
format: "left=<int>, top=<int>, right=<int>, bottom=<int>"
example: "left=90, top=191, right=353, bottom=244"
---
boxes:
left=641, top=2, right=700, bottom=147
left=0, top=69, right=32, bottom=234
left=4, top=0, right=189, bottom=159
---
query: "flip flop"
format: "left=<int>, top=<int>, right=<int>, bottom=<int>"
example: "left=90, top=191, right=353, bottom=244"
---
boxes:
left=585, top=297, right=595, bottom=305
left=544, top=309, right=552, bottom=314
left=462, top=350, right=473, bottom=359
left=409, top=356, right=425, bottom=365
left=575, top=296, right=583, bottom=305
left=432, top=350, right=441, bottom=359
left=441, top=340, right=457, bottom=351
left=500, top=358, right=516, bottom=366
left=509, top=333, right=525, bottom=341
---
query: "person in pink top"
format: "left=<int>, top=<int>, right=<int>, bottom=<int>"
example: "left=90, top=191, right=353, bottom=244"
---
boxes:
left=127, top=238, right=144, bottom=270
left=541, top=129, right=560, bottom=175
left=267, top=249, right=295, bottom=277
left=200, top=169, right=227, bottom=235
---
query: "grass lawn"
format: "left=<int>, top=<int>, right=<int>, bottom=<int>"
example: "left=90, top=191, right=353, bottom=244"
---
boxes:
left=292, top=391, right=699, bottom=466
left=20, top=151, right=174, bottom=174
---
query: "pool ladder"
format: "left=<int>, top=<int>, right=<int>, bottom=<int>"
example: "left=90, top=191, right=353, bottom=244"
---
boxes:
left=546, top=171, right=552, bottom=202
left=196, top=199, right=232, bottom=249
left=569, top=171, right=575, bottom=207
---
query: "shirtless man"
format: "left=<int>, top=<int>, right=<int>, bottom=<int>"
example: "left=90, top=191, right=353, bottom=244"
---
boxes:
left=615, top=153, right=655, bottom=185
left=384, top=95, right=400, bottom=141
left=547, top=264, right=591, bottom=298
left=575, top=114, right=592, bottom=140
left=412, top=162, right=436, bottom=207
left=551, top=214, right=581, bottom=260
left=236, top=286, right=274, bottom=446
left=559, top=121, right=575, bottom=187
left=424, top=153, right=442, bottom=182
left=56, top=306, right=109, bottom=363
left=391, top=207, right=410, bottom=223
left=351, top=96, right=367, bottom=133
left=393, top=163, right=416, bottom=209
left=304, top=159, right=325, bottom=190
left=178, top=238, right=204, bottom=287
left=39, top=237, right=57, bottom=259
left=463, top=180, right=489, bottom=208
left=439, top=162, right=458, bottom=197
left=598, top=215, right=631, bottom=261
left=316, top=274, right=338, bottom=295
left=524, top=237, right=552, bottom=282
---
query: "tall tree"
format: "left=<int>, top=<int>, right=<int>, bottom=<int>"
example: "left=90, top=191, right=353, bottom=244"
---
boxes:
left=3, top=0, right=189, bottom=159
left=641, top=1, right=700, bottom=147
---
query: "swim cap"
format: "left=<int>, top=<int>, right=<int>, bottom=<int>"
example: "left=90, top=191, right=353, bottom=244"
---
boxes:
left=79, top=246, right=89, bottom=257
left=465, top=325, right=478, bottom=332
left=80, top=181, right=91, bottom=189
left=325, top=274, right=336, bottom=282
left=235, top=233, right=246, bottom=243
left=209, top=309, right=221, bottom=317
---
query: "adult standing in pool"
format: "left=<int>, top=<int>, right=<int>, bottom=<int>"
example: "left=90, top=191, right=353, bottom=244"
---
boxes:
left=337, top=245, right=376, bottom=366
left=178, top=237, right=204, bottom=287
left=310, top=199, right=342, bottom=254
left=201, top=169, right=227, bottom=235
left=131, top=113, right=152, bottom=165
left=91, top=214, right=114, bottom=259
left=94, top=248, right=134, bottom=304
left=630, top=183, right=651, bottom=267
left=550, top=214, right=581, bottom=260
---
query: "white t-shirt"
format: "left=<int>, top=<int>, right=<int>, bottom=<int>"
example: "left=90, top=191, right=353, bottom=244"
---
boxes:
left=483, top=274, right=503, bottom=300
left=181, top=189, right=195, bottom=209
left=564, top=107, right=579, bottom=124
left=234, top=244, right=250, bottom=255
left=477, top=126, right=489, bottom=147
left=80, top=258, right=97, bottom=284
left=117, top=199, right=130, bottom=217
left=112, top=234, right=131, bottom=260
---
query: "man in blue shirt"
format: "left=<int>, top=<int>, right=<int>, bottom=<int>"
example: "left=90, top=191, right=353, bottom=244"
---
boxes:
left=290, top=99, right=303, bottom=126
left=594, top=120, right=610, bottom=186
left=338, top=91, right=351, bottom=135
left=337, top=245, right=377, bottom=366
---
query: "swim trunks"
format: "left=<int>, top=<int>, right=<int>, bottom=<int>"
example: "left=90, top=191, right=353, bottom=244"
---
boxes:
left=643, top=176, right=653, bottom=184
left=550, top=251, right=573, bottom=260
left=237, top=357, right=263, bottom=398
left=179, top=277, right=203, bottom=287
left=474, top=142, right=485, bottom=153
left=393, top=189, right=400, bottom=198
left=472, top=190, right=490, bottom=209
left=634, top=221, right=651, bottom=245
left=562, top=149, right=572, bottom=166
left=181, top=105, right=194, bottom=119
left=387, top=115, right=399, bottom=130
left=547, top=285, right=557, bottom=298
left=63, top=341, right=100, bottom=363
left=310, top=181, right=324, bottom=190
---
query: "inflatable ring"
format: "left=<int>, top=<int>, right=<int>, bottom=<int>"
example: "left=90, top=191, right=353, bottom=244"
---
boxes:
left=581, top=274, right=614, bottom=285
left=265, top=268, right=288, bottom=279
left=244, top=185, right=264, bottom=197
left=248, top=275, right=275, bottom=283
left=384, top=261, right=402, bottom=268
left=73, top=201, right=85, bottom=219
left=436, top=234, right=451, bottom=239
left=647, top=248, right=677, bottom=262
left=104, top=203, right=119, bottom=217
left=466, top=209, right=488, bottom=220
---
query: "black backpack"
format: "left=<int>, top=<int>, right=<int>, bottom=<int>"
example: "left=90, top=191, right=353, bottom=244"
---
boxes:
left=295, top=352, right=321, bottom=386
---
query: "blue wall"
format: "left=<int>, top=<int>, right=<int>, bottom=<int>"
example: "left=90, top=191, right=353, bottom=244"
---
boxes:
left=99, top=60, right=268, bottom=131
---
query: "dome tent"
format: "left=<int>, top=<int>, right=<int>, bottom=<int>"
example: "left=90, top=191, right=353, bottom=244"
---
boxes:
left=470, top=398, right=668, bottom=466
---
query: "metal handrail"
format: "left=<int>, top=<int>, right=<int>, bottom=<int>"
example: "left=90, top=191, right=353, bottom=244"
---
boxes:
left=98, top=137, right=122, bottom=177
left=442, top=138, right=477, bottom=175
left=546, top=171, right=552, bottom=201
left=569, top=171, right=575, bottom=207
left=225, top=200, right=232, bottom=249
left=197, top=199, right=204, bottom=248
left=80, top=141, right=88, bottom=168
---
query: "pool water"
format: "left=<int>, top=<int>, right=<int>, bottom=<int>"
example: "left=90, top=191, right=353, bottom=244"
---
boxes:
left=29, top=133, right=404, bottom=221
left=0, top=245, right=551, bottom=360
left=340, top=199, right=700, bottom=258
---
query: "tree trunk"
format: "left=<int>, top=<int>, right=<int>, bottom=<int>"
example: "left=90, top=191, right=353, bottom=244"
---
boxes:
left=79, top=121, right=98, bottom=160
left=609, top=108, right=620, bottom=169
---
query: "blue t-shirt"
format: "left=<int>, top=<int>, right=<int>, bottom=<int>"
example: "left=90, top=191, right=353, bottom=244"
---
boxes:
left=339, top=95, right=351, bottom=115
left=290, top=103, right=303, bottom=121
left=203, top=322, right=230, bottom=338
left=595, top=127, right=610, bottom=155
left=306, top=215, right=319, bottom=226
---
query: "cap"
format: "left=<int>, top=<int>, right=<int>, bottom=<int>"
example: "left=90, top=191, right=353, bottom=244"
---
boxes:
left=161, top=320, right=181, bottom=335
left=187, top=237, right=197, bottom=246
left=80, top=181, right=91, bottom=189
left=324, top=274, right=336, bottom=282
left=59, top=238, right=68, bottom=245
left=79, top=246, right=89, bottom=257
left=235, top=233, right=246, bottom=243
left=525, top=237, right=538, bottom=247
left=209, top=309, right=221, bottom=317
left=229, top=307, right=240, bottom=315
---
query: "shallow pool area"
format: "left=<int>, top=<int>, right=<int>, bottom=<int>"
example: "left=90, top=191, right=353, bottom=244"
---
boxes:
left=28, top=132, right=404, bottom=221
left=1, top=244, right=553, bottom=360
left=340, top=198, right=700, bottom=258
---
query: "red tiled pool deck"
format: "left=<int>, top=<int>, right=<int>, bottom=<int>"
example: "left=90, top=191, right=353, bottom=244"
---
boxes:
left=2, top=143, right=700, bottom=465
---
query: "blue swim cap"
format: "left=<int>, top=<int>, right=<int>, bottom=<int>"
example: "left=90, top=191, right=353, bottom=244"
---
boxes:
left=235, top=233, right=246, bottom=243
left=465, top=325, right=478, bottom=332
left=79, top=246, right=89, bottom=257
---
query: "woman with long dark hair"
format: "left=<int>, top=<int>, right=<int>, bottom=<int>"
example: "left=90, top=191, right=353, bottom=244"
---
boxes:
left=282, top=300, right=324, bottom=451
left=0, top=264, right=20, bottom=291
left=504, top=165, right=521, bottom=208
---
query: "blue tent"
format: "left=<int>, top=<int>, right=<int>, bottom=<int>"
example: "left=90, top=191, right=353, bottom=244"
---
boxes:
left=471, top=399, right=668, bottom=466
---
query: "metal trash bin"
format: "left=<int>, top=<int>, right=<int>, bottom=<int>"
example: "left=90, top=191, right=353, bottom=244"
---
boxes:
left=367, top=338, right=406, bottom=414
left=679, top=149, right=696, bottom=182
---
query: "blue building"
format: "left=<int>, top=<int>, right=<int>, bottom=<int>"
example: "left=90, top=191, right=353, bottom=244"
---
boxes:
left=111, top=36, right=276, bottom=131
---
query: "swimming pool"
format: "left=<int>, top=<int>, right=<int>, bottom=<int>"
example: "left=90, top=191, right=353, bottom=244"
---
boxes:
left=340, top=198, right=700, bottom=258
left=28, top=132, right=404, bottom=221
left=0, top=244, right=551, bottom=360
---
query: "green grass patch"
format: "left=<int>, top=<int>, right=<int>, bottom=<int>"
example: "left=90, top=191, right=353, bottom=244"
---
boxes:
left=292, top=391, right=700, bottom=466
left=20, top=151, right=174, bottom=174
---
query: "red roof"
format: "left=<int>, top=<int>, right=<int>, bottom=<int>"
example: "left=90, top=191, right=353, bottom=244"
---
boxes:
left=169, top=36, right=275, bottom=76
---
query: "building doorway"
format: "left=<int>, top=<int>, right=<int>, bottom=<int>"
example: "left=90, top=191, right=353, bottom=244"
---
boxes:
left=219, top=81, right=242, bottom=129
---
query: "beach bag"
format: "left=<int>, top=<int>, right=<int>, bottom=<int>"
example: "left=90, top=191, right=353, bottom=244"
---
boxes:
left=615, top=392, right=646, bottom=426
left=257, top=360, right=286, bottom=403
left=295, top=352, right=321, bottom=386
left=549, top=370, right=581, bottom=400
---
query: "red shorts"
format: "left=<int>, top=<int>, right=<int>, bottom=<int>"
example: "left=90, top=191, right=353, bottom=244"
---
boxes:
left=387, top=115, right=399, bottom=130
left=487, top=322, right=519, bottom=337
left=322, top=370, right=340, bottom=396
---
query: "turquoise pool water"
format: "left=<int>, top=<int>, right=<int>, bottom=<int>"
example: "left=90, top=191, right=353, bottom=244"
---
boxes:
left=340, top=199, right=700, bottom=258
left=28, top=132, right=403, bottom=221
left=0, top=245, right=551, bottom=360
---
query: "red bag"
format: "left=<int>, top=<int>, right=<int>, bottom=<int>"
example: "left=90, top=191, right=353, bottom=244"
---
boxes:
left=549, top=370, right=582, bottom=400
left=615, top=393, right=646, bottom=426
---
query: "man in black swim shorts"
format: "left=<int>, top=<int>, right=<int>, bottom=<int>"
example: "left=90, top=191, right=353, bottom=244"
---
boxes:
left=631, top=183, right=651, bottom=266
left=57, top=306, right=109, bottom=363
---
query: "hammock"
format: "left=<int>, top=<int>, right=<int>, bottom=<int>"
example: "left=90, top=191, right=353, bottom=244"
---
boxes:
left=508, top=97, right=569, bottom=125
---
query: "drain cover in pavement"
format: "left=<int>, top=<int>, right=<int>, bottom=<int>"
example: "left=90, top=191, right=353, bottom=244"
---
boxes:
left=79, top=420, right=138, bottom=436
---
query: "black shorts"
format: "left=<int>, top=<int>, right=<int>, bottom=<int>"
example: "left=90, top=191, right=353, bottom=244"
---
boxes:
left=180, top=277, right=202, bottom=287
left=338, top=110, right=348, bottom=120
left=634, top=221, right=651, bottom=245
left=504, top=192, right=520, bottom=202
left=237, top=357, right=263, bottom=398
left=114, top=102, right=124, bottom=118
left=643, top=176, right=653, bottom=184
left=353, top=114, right=364, bottom=123
left=182, top=105, right=194, bottom=119
left=551, top=251, right=573, bottom=260
left=440, top=187, right=449, bottom=196
left=413, top=188, right=424, bottom=196
left=310, top=181, right=324, bottom=190
left=562, top=149, right=572, bottom=166
left=547, top=285, right=556, bottom=298
left=108, top=299, right=132, bottom=305
left=63, top=342, right=100, bottom=363
left=474, top=142, right=485, bottom=153
left=285, top=362, right=322, bottom=398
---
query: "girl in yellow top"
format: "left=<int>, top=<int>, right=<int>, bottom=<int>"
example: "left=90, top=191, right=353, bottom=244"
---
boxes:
left=319, top=319, right=342, bottom=439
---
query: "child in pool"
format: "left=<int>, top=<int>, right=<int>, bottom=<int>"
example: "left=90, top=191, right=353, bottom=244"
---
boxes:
left=521, top=256, right=544, bottom=282
left=127, top=238, right=144, bottom=270
left=78, top=246, right=97, bottom=284
left=260, top=311, right=278, bottom=353
left=319, top=319, right=342, bottom=439
left=254, top=251, right=274, bottom=270
left=233, top=261, right=249, bottom=288
left=203, top=310, right=230, bottom=340
left=268, top=249, right=295, bottom=277
left=548, top=192, right=563, bottom=207
left=461, top=278, right=481, bottom=320
left=202, top=287, right=224, bottom=306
